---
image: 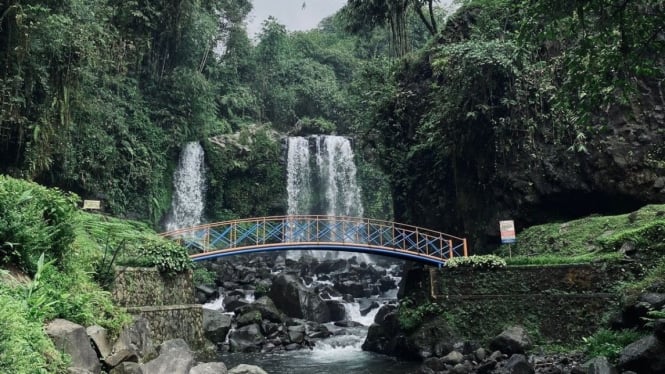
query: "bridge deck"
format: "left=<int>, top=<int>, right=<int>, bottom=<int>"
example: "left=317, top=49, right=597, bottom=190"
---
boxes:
left=161, top=215, right=468, bottom=266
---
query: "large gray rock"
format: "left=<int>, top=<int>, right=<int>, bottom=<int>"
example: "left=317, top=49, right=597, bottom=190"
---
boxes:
left=236, top=310, right=262, bottom=327
left=203, top=308, right=233, bottom=344
left=229, top=323, right=266, bottom=352
left=503, top=354, right=534, bottom=374
left=86, top=325, right=112, bottom=359
left=489, top=326, right=533, bottom=355
left=46, top=319, right=101, bottom=374
left=249, top=296, right=284, bottom=323
left=190, top=362, right=228, bottom=374
left=228, top=364, right=268, bottom=374
left=109, top=362, right=143, bottom=374
left=141, top=339, right=194, bottom=374
left=115, top=317, right=156, bottom=362
left=617, top=335, right=665, bottom=373
left=586, top=356, right=618, bottom=374
left=268, top=273, right=332, bottom=322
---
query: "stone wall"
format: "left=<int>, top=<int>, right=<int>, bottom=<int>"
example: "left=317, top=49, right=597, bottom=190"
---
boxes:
left=428, top=264, right=635, bottom=344
left=113, top=267, right=196, bottom=307
left=126, top=305, right=204, bottom=349
left=112, top=267, right=203, bottom=348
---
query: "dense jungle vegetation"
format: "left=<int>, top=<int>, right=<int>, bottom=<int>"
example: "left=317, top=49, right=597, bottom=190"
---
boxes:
left=2, top=0, right=663, bottom=233
left=0, top=1, right=663, bottom=372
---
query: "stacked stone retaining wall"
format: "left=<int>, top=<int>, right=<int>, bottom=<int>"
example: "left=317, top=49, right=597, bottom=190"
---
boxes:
left=429, top=263, right=636, bottom=344
left=112, top=267, right=203, bottom=348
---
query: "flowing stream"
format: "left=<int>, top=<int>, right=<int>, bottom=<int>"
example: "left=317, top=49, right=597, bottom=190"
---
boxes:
left=211, top=265, right=419, bottom=373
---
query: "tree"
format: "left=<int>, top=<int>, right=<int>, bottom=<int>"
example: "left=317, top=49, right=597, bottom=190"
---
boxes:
left=340, top=0, right=443, bottom=56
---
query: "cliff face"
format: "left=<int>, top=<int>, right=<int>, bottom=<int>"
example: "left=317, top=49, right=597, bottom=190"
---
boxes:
left=373, top=6, right=665, bottom=250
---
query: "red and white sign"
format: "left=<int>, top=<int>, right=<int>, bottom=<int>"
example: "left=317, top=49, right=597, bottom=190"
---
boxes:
left=499, top=220, right=516, bottom=244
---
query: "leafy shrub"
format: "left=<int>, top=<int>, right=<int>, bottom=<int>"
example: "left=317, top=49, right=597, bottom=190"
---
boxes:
left=121, top=239, right=192, bottom=274
left=193, top=265, right=216, bottom=286
left=583, top=328, right=643, bottom=362
left=0, top=176, right=79, bottom=274
left=397, top=298, right=443, bottom=331
left=446, top=254, right=506, bottom=270
left=0, top=281, right=68, bottom=374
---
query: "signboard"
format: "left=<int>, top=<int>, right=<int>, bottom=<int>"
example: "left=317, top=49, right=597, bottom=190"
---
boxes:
left=499, top=220, right=516, bottom=244
left=82, top=200, right=101, bottom=210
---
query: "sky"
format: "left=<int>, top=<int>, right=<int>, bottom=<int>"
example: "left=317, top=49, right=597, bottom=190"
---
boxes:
left=246, top=0, right=347, bottom=38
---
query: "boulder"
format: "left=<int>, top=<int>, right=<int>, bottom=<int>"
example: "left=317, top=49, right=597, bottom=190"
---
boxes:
left=489, top=326, right=533, bottom=355
left=336, top=280, right=368, bottom=298
left=653, top=319, right=665, bottom=342
left=236, top=310, right=262, bottom=327
left=229, top=323, right=265, bottom=352
left=287, top=324, right=306, bottom=344
left=203, top=309, right=233, bottom=344
left=109, top=362, right=143, bottom=374
left=503, top=354, right=534, bottom=374
left=423, top=357, right=447, bottom=371
left=104, top=348, right=138, bottom=368
left=324, top=300, right=346, bottom=321
left=359, top=300, right=380, bottom=316
left=334, top=320, right=364, bottom=328
left=46, top=319, right=101, bottom=374
left=141, top=339, right=194, bottom=374
left=237, top=296, right=284, bottom=323
left=618, top=335, right=665, bottom=373
left=228, top=364, right=268, bottom=374
left=115, top=317, right=156, bottom=362
left=190, top=362, right=228, bottom=374
left=86, top=325, right=113, bottom=359
left=441, top=350, right=464, bottom=365
left=586, top=356, right=618, bottom=374
left=268, top=273, right=331, bottom=322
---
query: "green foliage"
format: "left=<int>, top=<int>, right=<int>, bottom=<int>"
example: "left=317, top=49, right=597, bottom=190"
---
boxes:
left=74, top=211, right=192, bottom=274
left=143, top=240, right=193, bottom=274
left=504, top=205, right=665, bottom=258
left=446, top=254, right=506, bottom=270
left=0, top=287, right=68, bottom=374
left=0, top=176, right=79, bottom=274
left=397, top=298, right=443, bottom=331
left=583, top=329, right=643, bottom=362
left=505, top=253, right=622, bottom=266
left=204, top=126, right=286, bottom=221
left=193, top=265, right=216, bottom=286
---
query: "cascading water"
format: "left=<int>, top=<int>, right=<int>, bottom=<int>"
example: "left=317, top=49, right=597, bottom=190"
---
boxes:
left=287, top=137, right=312, bottom=216
left=286, top=135, right=363, bottom=218
left=315, top=136, right=364, bottom=218
left=164, top=141, right=206, bottom=231
left=286, top=135, right=367, bottom=259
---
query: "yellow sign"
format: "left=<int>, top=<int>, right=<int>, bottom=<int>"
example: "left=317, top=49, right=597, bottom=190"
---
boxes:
left=82, top=200, right=101, bottom=210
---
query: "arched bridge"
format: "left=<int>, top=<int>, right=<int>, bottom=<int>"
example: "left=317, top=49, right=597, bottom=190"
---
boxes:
left=161, top=216, right=468, bottom=266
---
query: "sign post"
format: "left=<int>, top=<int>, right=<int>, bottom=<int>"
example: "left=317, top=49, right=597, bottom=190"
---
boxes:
left=499, top=220, right=516, bottom=257
left=82, top=200, right=101, bottom=210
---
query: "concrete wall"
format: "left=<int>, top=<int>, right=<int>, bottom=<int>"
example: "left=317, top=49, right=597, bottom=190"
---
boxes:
left=112, top=267, right=203, bottom=348
left=429, top=264, right=631, bottom=343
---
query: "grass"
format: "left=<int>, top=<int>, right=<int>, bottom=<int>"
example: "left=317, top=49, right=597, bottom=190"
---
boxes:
left=497, top=204, right=665, bottom=263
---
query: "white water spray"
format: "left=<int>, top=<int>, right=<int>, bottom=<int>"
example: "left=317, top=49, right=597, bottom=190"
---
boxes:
left=164, top=142, right=206, bottom=231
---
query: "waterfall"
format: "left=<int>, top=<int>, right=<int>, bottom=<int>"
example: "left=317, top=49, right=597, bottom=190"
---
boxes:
left=286, top=135, right=363, bottom=217
left=286, top=135, right=365, bottom=260
left=164, top=142, right=206, bottom=231
left=316, top=136, right=364, bottom=218
left=287, top=137, right=312, bottom=216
